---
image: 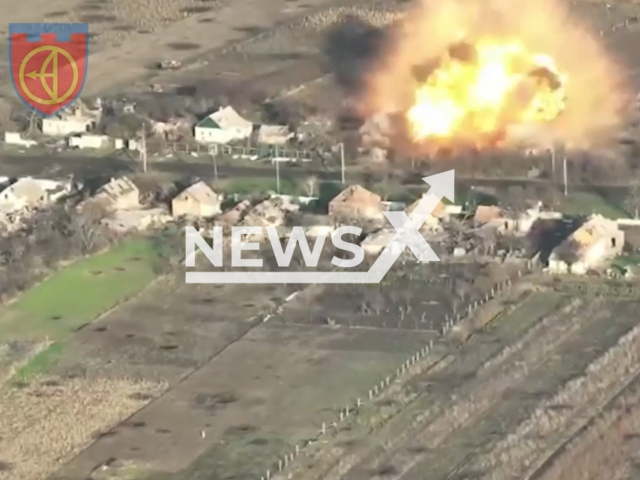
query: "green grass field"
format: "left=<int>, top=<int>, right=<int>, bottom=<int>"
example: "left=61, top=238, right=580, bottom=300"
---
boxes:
left=0, top=238, right=161, bottom=341
left=558, top=192, right=629, bottom=219
left=214, top=176, right=300, bottom=196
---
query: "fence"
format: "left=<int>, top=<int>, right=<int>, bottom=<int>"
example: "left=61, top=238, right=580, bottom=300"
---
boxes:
left=617, top=218, right=640, bottom=227
left=553, top=280, right=640, bottom=298
left=259, top=267, right=530, bottom=480
left=146, top=140, right=323, bottom=163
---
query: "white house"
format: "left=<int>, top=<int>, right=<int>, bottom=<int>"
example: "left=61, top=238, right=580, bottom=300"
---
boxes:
left=548, top=214, right=624, bottom=274
left=41, top=101, right=100, bottom=136
left=474, top=205, right=517, bottom=234
left=4, top=132, right=37, bottom=147
left=68, top=134, right=111, bottom=149
left=0, top=177, right=69, bottom=213
left=194, top=106, right=253, bottom=144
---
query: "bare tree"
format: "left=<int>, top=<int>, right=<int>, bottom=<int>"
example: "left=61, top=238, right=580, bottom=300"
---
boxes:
left=72, top=201, right=112, bottom=253
left=478, top=227, right=498, bottom=256
left=453, top=278, right=472, bottom=304
left=303, top=176, right=318, bottom=197
left=0, top=98, right=15, bottom=132
left=10, top=108, right=38, bottom=136
left=625, top=179, right=640, bottom=219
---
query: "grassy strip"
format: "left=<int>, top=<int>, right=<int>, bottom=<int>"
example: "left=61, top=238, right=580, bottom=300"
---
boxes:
left=0, top=238, right=160, bottom=340
left=558, top=192, right=628, bottom=219
left=12, top=342, right=64, bottom=382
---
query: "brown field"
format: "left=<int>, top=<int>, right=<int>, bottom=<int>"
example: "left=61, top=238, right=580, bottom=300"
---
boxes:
left=277, top=289, right=640, bottom=480
left=0, top=256, right=519, bottom=480
left=0, top=0, right=383, bottom=100
left=536, top=379, right=640, bottom=480
left=4, top=247, right=640, bottom=480
left=6, top=0, right=640, bottom=479
left=3, top=0, right=640, bottom=108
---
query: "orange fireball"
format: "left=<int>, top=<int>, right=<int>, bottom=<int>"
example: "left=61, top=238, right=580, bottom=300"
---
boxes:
left=406, top=38, right=567, bottom=148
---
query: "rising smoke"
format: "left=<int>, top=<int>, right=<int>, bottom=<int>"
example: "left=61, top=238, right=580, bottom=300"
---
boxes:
left=355, top=0, right=631, bottom=151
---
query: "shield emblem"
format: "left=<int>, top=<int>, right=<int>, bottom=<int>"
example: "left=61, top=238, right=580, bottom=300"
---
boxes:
left=9, top=23, right=88, bottom=117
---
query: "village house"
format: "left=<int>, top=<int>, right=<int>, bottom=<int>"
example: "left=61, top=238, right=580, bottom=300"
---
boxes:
left=548, top=214, right=624, bottom=274
left=241, top=197, right=300, bottom=231
left=405, top=195, right=448, bottom=231
left=4, top=132, right=37, bottom=148
left=359, top=113, right=393, bottom=149
left=92, top=177, right=140, bottom=211
left=328, top=185, right=384, bottom=221
left=41, top=101, right=100, bottom=136
left=68, top=134, right=112, bottom=149
left=0, top=177, right=69, bottom=214
left=258, top=125, right=294, bottom=145
left=194, top=106, right=253, bottom=144
left=474, top=205, right=517, bottom=234
left=151, top=118, right=191, bottom=142
left=516, top=202, right=563, bottom=235
left=172, top=181, right=222, bottom=219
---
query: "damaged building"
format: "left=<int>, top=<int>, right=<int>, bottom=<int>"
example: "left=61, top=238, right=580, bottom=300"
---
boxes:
left=84, top=177, right=170, bottom=232
left=91, top=177, right=140, bottom=211
left=0, top=177, right=70, bottom=214
left=548, top=214, right=624, bottom=274
left=41, top=100, right=101, bottom=136
left=240, top=196, right=300, bottom=235
left=405, top=195, right=450, bottom=231
left=328, top=185, right=384, bottom=223
left=172, top=182, right=221, bottom=219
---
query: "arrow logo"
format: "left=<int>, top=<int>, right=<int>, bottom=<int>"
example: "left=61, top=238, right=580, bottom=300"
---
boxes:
left=186, top=170, right=454, bottom=284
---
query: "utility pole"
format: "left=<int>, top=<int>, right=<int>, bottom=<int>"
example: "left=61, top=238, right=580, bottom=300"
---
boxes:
left=139, top=129, right=147, bottom=173
left=210, top=145, right=219, bottom=181
left=275, top=145, right=280, bottom=194
left=340, top=142, right=345, bottom=184
left=550, top=147, right=556, bottom=177
left=563, top=154, right=568, bottom=196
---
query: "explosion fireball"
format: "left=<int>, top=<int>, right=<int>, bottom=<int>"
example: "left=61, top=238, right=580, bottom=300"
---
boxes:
left=358, top=0, right=629, bottom=152
left=407, top=39, right=567, bottom=148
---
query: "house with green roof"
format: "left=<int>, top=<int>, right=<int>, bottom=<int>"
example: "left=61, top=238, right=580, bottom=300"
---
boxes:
left=194, top=106, right=254, bottom=144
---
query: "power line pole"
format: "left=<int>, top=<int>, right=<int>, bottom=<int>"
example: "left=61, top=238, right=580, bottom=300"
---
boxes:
left=340, top=142, right=345, bottom=184
left=275, top=145, right=280, bottom=194
left=563, top=154, right=568, bottom=196
left=209, top=145, right=218, bottom=181
left=139, top=129, right=147, bottom=173
left=550, top=147, right=556, bottom=177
